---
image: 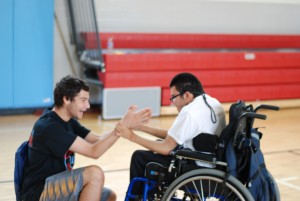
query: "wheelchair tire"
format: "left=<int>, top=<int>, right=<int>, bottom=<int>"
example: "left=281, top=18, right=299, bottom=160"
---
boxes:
left=268, top=171, right=280, bottom=201
left=161, top=168, right=254, bottom=201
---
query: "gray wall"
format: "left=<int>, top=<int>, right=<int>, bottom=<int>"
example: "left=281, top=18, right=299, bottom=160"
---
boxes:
left=53, top=0, right=300, bottom=84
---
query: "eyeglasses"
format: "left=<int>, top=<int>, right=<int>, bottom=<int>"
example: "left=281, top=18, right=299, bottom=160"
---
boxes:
left=169, top=93, right=182, bottom=102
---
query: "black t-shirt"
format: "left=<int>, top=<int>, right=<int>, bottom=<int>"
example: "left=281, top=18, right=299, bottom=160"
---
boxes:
left=21, top=111, right=90, bottom=201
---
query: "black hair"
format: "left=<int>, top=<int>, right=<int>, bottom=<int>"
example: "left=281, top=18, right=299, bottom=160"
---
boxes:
left=169, top=72, right=204, bottom=97
left=54, top=75, right=89, bottom=107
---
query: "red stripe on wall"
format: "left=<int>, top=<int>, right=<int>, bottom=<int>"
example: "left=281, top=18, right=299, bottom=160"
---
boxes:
left=82, top=32, right=300, bottom=49
left=103, top=52, right=300, bottom=72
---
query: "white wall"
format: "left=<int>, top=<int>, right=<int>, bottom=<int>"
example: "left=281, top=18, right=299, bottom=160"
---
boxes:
left=53, top=0, right=82, bottom=85
left=95, top=0, right=300, bottom=34
left=53, top=0, right=300, bottom=83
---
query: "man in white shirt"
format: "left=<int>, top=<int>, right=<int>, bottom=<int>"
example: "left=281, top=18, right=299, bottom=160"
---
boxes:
left=116, top=72, right=226, bottom=196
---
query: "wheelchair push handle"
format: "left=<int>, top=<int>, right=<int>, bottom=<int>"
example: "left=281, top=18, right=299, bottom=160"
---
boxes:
left=240, top=112, right=267, bottom=120
left=254, top=104, right=280, bottom=112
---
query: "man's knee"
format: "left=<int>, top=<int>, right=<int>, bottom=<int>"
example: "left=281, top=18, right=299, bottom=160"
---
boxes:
left=107, top=190, right=117, bottom=201
left=131, top=150, right=146, bottom=161
left=83, top=165, right=104, bottom=185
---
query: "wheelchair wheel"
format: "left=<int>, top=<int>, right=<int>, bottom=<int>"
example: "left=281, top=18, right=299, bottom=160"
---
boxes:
left=161, top=169, right=254, bottom=201
left=268, top=171, right=280, bottom=201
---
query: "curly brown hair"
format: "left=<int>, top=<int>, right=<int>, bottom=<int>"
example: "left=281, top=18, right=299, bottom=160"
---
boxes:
left=54, top=75, right=89, bottom=107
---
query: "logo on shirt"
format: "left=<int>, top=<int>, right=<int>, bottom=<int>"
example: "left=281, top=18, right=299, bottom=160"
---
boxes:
left=28, top=129, right=34, bottom=147
left=64, top=150, right=75, bottom=170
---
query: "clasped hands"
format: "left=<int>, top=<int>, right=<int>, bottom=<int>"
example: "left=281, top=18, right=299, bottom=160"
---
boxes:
left=115, top=105, right=151, bottom=140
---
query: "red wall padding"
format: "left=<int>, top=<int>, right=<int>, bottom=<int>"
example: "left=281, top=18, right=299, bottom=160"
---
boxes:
left=98, top=52, right=300, bottom=106
left=82, top=32, right=300, bottom=106
left=82, top=32, right=300, bottom=49
left=161, top=84, right=300, bottom=106
left=99, top=68, right=300, bottom=88
left=102, top=52, right=300, bottom=72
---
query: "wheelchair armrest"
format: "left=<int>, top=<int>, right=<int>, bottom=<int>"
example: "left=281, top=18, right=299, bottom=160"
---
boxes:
left=175, top=149, right=217, bottom=163
left=174, top=149, right=228, bottom=167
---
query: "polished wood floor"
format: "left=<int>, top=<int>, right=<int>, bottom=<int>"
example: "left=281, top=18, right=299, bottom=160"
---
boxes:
left=0, top=106, right=300, bottom=201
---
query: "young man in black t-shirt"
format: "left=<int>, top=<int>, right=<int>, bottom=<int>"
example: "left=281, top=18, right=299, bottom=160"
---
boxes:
left=21, top=75, right=152, bottom=201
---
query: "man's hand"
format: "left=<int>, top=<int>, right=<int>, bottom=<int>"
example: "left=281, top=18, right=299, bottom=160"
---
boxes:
left=115, top=122, right=134, bottom=141
left=121, top=105, right=152, bottom=129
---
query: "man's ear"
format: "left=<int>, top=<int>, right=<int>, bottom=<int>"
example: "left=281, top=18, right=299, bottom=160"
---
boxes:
left=63, top=96, right=70, bottom=105
left=186, top=91, right=194, bottom=101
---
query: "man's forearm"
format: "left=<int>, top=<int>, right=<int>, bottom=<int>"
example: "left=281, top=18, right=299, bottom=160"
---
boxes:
left=137, top=125, right=168, bottom=139
left=92, top=130, right=120, bottom=158
left=130, top=133, right=171, bottom=155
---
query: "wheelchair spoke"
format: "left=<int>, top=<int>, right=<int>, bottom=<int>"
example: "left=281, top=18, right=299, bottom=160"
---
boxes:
left=212, top=180, right=218, bottom=197
left=191, top=180, right=203, bottom=201
left=183, top=184, right=194, bottom=200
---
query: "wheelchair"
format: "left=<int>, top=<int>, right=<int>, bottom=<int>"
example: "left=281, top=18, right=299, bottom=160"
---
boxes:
left=125, top=101, right=281, bottom=201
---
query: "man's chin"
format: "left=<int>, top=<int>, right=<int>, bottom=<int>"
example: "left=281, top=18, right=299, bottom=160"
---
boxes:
left=77, top=112, right=84, bottom=119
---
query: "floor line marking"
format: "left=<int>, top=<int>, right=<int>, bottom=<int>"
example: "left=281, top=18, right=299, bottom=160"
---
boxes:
left=276, top=179, right=300, bottom=191
left=280, top=177, right=299, bottom=182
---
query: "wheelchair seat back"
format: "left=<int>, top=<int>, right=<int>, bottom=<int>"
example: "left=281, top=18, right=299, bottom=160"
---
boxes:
left=217, top=100, right=251, bottom=162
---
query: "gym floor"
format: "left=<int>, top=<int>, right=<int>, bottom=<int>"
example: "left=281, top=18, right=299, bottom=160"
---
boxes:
left=0, top=105, right=299, bottom=201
